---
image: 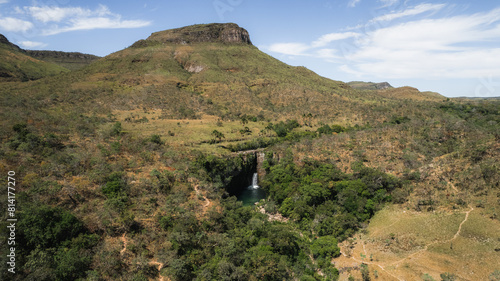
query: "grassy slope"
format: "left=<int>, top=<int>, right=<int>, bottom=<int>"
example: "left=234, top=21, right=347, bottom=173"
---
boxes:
left=0, top=42, right=68, bottom=81
left=334, top=205, right=500, bottom=280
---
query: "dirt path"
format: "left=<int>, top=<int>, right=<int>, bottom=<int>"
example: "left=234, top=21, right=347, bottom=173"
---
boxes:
left=339, top=247, right=404, bottom=281
left=120, top=233, right=128, bottom=255
left=120, top=233, right=168, bottom=280
left=149, top=260, right=166, bottom=281
left=452, top=206, right=473, bottom=240
left=193, top=184, right=211, bottom=212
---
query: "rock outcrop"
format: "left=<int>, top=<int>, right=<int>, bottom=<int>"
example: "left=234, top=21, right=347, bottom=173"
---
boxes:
left=145, top=23, right=252, bottom=45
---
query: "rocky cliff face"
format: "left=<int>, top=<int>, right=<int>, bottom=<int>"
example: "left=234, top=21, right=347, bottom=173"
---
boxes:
left=145, top=23, right=252, bottom=45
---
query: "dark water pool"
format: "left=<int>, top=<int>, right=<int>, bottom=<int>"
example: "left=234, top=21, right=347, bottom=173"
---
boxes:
left=236, top=185, right=267, bottom=206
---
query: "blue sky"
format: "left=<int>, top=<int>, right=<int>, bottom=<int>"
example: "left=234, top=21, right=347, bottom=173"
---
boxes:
left=1, top=0, right=500, bottom=97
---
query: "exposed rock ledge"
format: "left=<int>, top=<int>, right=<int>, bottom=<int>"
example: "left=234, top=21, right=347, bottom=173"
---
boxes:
left=145, top=23, right=252, bottom=45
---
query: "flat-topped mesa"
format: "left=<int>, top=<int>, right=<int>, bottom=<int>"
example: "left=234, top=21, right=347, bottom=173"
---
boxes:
left=145, top=23, right=252, bottom=45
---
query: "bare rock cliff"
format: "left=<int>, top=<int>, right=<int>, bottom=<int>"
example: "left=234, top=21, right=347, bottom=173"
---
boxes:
left=144, top=23, right=252, bottom=45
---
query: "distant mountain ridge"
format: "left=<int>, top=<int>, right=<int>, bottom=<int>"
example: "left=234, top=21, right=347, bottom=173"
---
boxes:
left=0, top=33, right=100, bottom=80
left=348, top=81, right=393, bottom=90
left=25, top=50, right=100, bottom=71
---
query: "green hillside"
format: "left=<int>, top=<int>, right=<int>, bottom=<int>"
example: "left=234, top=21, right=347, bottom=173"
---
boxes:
left=0, top=23, right=498, bottom=281
left=0, top=34, right=68, bottom=81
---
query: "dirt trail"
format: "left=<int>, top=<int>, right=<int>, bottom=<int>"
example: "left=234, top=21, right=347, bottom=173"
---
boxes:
left=149, top=260, right=166, bottom=281
left=339, top=248, right=404, bottom=281
left=452, top=206, right=473, bottom=240
left=193, top=184, right=211, bottom=212
left=189, top=177, right=212, bottom=215
left=120, top=233, right=168, bottom=281
left=120, top=233, right=128, bottom=255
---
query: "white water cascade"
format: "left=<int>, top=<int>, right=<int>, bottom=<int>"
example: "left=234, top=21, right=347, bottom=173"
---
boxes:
left=250, top=173, right=259, bottom=189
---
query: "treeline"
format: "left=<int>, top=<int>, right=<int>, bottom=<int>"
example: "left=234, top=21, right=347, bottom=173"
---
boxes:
left=226, top=120, right=349, bottom=152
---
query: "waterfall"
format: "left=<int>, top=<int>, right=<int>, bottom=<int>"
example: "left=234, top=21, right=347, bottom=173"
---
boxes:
left=250, top=173, right=259, bottom=189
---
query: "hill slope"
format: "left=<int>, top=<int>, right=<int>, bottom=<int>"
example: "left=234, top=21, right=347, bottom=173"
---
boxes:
left=0, top=23, right=447, bottom=133
left=0, top=34, right=68, bottom=81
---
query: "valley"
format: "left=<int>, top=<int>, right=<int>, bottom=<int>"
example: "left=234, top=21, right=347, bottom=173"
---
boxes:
left=0, top=23, right=499, bottom=281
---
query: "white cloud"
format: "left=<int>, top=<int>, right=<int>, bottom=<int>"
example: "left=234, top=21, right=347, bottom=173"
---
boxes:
left=348, top=0, right=361, bottom=8
left=267, top=4, right=500, bottom=88
left=346, top=7, right=500, bottom=79
left=25, top=5, right=111, bottom=23
left=370, top=3, right=446, bottom=23
left=315, top=49, right=339, bottom=60
left=19, top=40, right=46, bottom=48
left=8, top=4, right=151, bottom=35
left=0, top=17, right=33, bottom=32
left=0, top=0, right=9, bottom=4
left=43, top=17, right=151, bottom=35
left=379, top=0, right=399, bottom=8
left=267, top=43, right=310, bottom=56
left=312, top=32, right=360, bottom=48
left=267, top=32, right=359, bottom=58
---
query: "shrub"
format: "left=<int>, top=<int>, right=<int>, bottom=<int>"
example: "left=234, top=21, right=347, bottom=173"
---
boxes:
left=310, top=236, right=340, bottom=259
left=18, top=205, right=84, bottom=250
left=317, top=124, right=346, bottom=135
left=271, top=119, right=300, bottom=137
left=440, top=272, right=457, bottom=281
left=159, top=215, right=174, bottom=230
left=148, top=134, right=164, bottom=145
left=360, top=263, right=371, bottom=281
left=489, top=270, right=500, bottom=281
left=111, top=122, right=122, bottom=136
left=102, top=172, right=127, bottom=198
left=150, top=169, right=176, bottom=193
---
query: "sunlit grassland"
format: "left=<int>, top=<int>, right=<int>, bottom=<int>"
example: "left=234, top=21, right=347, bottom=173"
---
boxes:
left=112, top=109, right=270, bottom=153
left=366, top=206, right=465, bottom=249
left=335, top=204, right=500, bottom=281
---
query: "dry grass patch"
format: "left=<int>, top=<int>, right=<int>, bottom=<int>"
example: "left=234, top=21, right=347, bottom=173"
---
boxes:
left=335, top=205, right=500, bottom=281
